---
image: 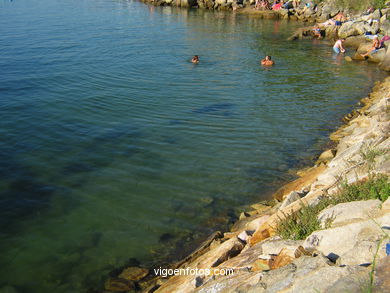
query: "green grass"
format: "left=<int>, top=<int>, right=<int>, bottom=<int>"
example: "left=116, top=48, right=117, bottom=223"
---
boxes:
left=277, top=175, right=390, bottom=240
left=361, top=147, right=388, bottom=164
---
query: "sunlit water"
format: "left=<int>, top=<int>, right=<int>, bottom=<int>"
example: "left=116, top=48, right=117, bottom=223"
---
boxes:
left=0, top=0, right=387, bottom=292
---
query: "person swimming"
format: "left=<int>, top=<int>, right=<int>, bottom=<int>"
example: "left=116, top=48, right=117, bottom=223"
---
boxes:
left=191, top=55, right=199, bottom=64
left=261, top=55, right=275, bottom=66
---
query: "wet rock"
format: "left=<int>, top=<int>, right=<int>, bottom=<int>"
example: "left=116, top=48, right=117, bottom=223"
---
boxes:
left=199, top=196, right=214, bottom=206
left=351, top=52, right=367, bottom=61
left=239, top=211, right=251, bottom=220
left=250, top=203, right=272, bottom=214
left=118, top=267, right=149, bottom=281
left=104, top=278, right=135, bottom=292
left=345, top=56, right=353, bottom=62
left=317, top=200, right=382, bottom=228
left=272, top=164, right=326, bottom=201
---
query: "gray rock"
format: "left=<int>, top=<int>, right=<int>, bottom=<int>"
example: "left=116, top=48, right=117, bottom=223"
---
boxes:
left=280, top=191, right=302, bottom=209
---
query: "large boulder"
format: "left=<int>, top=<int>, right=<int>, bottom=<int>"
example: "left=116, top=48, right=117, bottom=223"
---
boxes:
left=357, top=41, right=373, bottom=54
left=338, top=21, right=358, bottom=38
left=304, top=213, right=390, bottom=265
left=317, top=200, right=382, bottom=228
left=380, top=20, right=390, bottom=35
left=367, top=47, right=387, bottom=63
left=344, top=35, right=367, bottom=49
left=355, top=22, right=376, bottom=35
left=372, top=9, right=382, bottom=20
left=379, top=48, right=390, bottom=71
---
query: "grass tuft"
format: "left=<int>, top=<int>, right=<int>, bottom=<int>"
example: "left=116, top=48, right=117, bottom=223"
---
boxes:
left=277, top=175, right=390, bottom=240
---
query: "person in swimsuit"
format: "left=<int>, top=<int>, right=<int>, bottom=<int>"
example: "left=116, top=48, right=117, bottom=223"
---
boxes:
left=191, top=55, right=199, bottom=64
left=333, top=38, right=346, bottom=54
left=261, top=55, right=275, bottom=66
left=361, top=37, right=381, bottom=57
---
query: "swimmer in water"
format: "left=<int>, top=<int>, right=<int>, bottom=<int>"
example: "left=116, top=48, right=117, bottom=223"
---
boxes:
left=261, top=55, right=275, bottom=66
left=191, top=55, right=199, bottom=64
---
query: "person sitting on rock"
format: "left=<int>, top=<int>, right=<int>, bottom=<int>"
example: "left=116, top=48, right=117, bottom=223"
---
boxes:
left=333, top=38, right=346, bottom=54
left=333, top=12, right=347, bottom=25
left=272, top=0, right=283, bottom=10
left=361, top=36, right=381, bottom=57
left=312, top=24, right=322, bottom=39
left=255, top=0, right=271, bottom=10
left=191, top=55, right=199, bottom=64
left=261, top=55, right=275, bottom=66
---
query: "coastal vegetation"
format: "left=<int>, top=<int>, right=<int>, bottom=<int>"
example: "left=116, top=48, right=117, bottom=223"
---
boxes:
left=333, top=0, right=388, bottom=11
left=277, top=175, right=390, bottom=240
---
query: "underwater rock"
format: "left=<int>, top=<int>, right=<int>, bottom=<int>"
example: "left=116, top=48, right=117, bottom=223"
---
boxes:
left=118, top=267, right=149, bottom=282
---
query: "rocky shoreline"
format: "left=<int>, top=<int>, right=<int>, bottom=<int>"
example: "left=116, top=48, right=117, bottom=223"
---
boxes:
left=141, top=76, right=388, bottom=293
left=103, top=75, right=389, bottom=292
left=101, top=2, right=390, bottom=292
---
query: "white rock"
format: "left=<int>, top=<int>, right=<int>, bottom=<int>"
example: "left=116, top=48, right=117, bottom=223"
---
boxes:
left=304, top=214, right=390, bottom=265
left=318, top=200, right=382, bottom=228
left=238, top=231, right=250, bottom=242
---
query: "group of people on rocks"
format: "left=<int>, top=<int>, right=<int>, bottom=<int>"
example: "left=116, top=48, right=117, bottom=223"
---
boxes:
left=309, top=11, right=388, bottom=58
left=191, top=55, right=274, bottom=66
left=255, top=0, right=302, bottom=11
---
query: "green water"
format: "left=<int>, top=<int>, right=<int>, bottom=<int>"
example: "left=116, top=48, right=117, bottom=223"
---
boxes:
left=0, top=0, right=387, bottom=292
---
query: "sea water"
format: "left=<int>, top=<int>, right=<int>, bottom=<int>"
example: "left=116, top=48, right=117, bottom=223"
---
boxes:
left=0, top=0, right=387, bottom=292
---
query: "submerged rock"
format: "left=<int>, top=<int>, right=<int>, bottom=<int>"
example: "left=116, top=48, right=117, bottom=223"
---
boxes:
left=104, top=278, right=135, bottom=292
left=118, top=267, right=149, bottom=281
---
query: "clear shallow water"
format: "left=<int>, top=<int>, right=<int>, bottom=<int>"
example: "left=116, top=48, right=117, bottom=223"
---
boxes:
left=0, top=0, right=387, bottom=292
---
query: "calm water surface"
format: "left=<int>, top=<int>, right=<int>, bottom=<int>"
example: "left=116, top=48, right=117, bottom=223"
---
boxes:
left=0, top=0, right=387, bottom=292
